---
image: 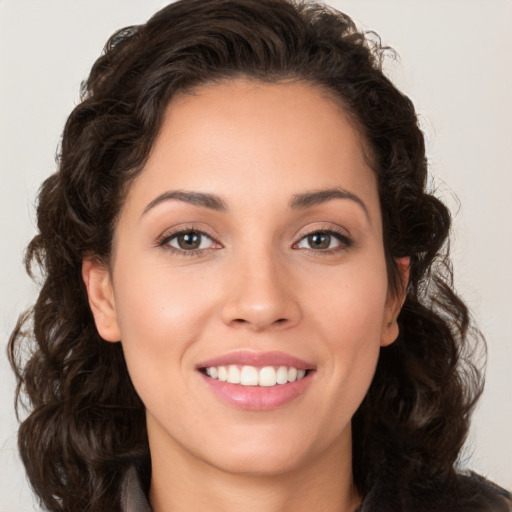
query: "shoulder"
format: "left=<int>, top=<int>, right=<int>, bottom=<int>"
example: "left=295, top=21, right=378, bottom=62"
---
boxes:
left=457, top=472, right=512, bottom=512
left=358, top=472, right=511, bottom=512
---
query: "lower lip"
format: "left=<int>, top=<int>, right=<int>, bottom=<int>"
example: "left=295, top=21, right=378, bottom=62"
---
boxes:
left=198, top=371, right=314, bottom=410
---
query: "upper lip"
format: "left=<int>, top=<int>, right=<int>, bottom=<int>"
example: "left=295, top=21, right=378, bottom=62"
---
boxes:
left=196, top=350, right=316, bottom=370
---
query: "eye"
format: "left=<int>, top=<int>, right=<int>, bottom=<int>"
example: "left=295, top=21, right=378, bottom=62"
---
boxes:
left=159, top=229, right=219, bottom=253
left=294, top=230, right=352, bottom=251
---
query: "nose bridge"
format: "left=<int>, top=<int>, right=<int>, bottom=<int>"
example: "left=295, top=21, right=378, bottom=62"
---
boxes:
left=221, top=243, right=301, bottom=331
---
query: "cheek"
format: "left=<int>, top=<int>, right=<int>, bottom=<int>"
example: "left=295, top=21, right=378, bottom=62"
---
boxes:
left=113, top=254, right=217, bottom=335
left=306, top=257, right=388, bottom=390
left=305, top=254, right=389, bottom=337
left=110, top=261, right=217, bottom=396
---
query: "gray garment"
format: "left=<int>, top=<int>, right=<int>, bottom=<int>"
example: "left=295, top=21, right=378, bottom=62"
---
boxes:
left=121, top=466, right=152, bottom=512
left=119, top=464, right=511, bottom=512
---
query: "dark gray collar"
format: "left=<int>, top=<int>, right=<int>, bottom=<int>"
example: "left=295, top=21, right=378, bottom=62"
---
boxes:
left=121, top=465, right=152, bottom=512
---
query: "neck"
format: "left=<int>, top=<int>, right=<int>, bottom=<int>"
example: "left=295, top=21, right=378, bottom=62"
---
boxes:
left=148, top=424, right=361, bottom=512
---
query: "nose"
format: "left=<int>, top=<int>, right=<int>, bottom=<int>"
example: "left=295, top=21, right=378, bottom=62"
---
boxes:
left=220, top=250, right=302, bottom=332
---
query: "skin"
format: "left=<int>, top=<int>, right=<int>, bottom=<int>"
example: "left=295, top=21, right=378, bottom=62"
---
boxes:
left=83, top=79, right=408, bottom=512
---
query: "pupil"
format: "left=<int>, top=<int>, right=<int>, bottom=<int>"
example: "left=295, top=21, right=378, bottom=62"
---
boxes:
left=309, top=233, right=330, bottom=249
left=179, top=232, right=200, bottom=249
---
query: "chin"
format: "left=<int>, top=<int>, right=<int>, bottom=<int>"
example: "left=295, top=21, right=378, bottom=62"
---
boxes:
left=197, top=425, right=329, bottom=478
left=207, top=446, right=310, bottom=478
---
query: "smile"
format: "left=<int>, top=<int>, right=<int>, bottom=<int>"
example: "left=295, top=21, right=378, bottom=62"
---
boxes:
left=203, top=365, right=307, bottom=387
left=196, top=351, right=315, bottom=410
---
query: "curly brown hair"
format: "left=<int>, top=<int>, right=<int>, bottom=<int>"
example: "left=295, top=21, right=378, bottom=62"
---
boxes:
left=8, top=1, right=510, bottom=511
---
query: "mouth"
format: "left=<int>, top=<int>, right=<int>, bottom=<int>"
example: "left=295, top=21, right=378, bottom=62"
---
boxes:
left=199, top=365, right=311, bottom=387
left=196, top=351, right=316, bottom=410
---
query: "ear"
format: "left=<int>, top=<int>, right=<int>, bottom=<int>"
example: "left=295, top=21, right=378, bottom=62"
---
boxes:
left=82, top=259, right=121, bottom=342
left=380, top=256, right=410, bottom=347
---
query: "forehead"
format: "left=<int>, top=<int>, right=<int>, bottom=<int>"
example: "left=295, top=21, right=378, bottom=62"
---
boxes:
left=123, top=78, right=379, bottom=219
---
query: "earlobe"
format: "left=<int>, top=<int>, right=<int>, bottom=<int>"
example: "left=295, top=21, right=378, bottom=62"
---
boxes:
left=380, top=256, right=410, bottom=347
left=82, top=259, right=121, bottom=342
left=380, top=319, right=399, bottom=347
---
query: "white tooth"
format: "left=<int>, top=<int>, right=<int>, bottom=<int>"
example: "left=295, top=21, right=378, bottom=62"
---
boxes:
left=227, top=365, right=241, bottom=384
left=209, top=367, right=218, bottom=379
left=206, top=367, right=212, bottom=377
left=276, top=366, right=288, bottom=385
left=218, top=366, right=228, bottom=381
left=259, top=366, right=277, bottom=387
left=297, top=369, right=306, bottom=380
left=240, top=365, right=259, bottom=386
left=287, top=367, right=298, bottom=383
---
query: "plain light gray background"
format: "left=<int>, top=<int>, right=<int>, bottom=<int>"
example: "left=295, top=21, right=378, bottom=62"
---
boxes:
left=1, top=1, right=511, bottom=510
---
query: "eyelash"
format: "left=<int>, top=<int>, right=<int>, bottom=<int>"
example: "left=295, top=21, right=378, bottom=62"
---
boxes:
left=292, top=228, right=353, bottom=255
left=157, top=227, right=221, bottom=256
left=156, top=227, right=353, bottom=256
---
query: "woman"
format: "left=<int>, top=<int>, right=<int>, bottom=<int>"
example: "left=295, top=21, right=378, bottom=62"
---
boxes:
left=8, top=1, right=511, bottom=511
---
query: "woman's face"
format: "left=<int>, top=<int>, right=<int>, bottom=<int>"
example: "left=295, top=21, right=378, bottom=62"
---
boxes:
left=85, top=79, right=404, bottom=477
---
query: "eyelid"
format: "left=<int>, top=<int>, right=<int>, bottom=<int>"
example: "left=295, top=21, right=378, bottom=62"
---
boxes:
left=155, top=223, right=353, bottom=256
left=156, top=225, right=223, bottom=255
left=292, top=226, right=354, bottom=252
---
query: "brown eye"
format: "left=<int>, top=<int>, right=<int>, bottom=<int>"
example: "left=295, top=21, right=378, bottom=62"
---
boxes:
left=176, top=232, right=202, bottom=250
left=307, top=233, right=331, bottom=250
left=295, top=230, right=352, bottom=252
left=165, top=231, right=215, bottom=251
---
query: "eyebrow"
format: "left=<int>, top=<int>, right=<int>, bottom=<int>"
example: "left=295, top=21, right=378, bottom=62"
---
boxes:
left=289, top=187, right=370, bottom=220
left=142, top=190, right=228, bottom=216
left=141, top=186, right=369, bottom=219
